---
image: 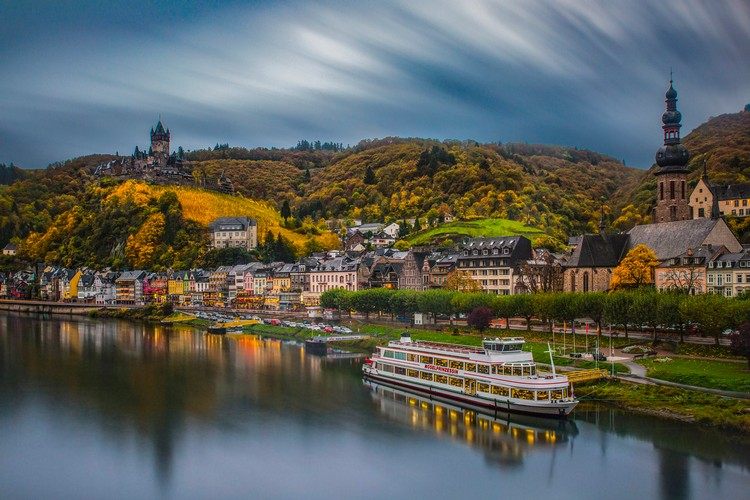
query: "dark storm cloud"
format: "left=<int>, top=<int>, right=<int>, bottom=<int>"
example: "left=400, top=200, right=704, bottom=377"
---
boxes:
left=1, top=0, right=748, bottom=167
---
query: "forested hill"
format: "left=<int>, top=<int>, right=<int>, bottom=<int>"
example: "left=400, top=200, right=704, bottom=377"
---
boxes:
left=611, top=109, right=750, bottom=234
left=187, top=138, right=641, bottom=248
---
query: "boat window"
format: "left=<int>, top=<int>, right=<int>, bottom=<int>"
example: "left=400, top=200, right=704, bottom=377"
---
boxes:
left=536, top=390, right=549, bottom=401
left=478, top=382, right=490, bottom=393
left=420, top=356, right=433, bottom=364
left=407, top=353, right=418, bottom=362
left=383, top=350, right=394, bottom=358
left=394, top=366, right=406, bottom=375
left=381, top=364, right=394, bottom=373
left=434, top=358, right=448, bottom=367
left=434, top=375, right=448, bottom=385
left=393, top=351, right=406, bottom=361
left=449, top=377, right=463, bottom=388
left=465, top=363, right=476, bottom=372
left=551, top=389, right=564, bottom=400
left=529, top=366, right=536, bottom=376
left=477, top=364, right=489, bottom=374
left=420, top=371, right=433, bottom=381
left=407, top=369, right=419, bottom=378
left=491, top=385, right=509, bottom=397
left=511, top=389, right=534, bottom=400
left=449, top=360, right=463, bottom=370
left=513, top=366, right=523, bottom=376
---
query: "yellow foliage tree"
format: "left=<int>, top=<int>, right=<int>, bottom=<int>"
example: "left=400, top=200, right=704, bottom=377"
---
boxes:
left=125, top=212, right=166, bottom=268
left=444, top=270, right=482, bottom=292
left=610, top=244, right=659, bottom=289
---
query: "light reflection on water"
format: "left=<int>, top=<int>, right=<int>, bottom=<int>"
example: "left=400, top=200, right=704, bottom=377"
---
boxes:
left=0, top=313, right=748, bottom=500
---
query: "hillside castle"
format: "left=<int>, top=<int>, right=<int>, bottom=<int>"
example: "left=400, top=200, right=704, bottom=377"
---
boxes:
left=93, top=119, right=192, bottom=182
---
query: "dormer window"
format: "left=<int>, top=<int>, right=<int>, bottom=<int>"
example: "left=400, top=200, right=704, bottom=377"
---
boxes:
left=503, top=248, right=509, bottom=255
left=493, top=248, right=499, bottom=255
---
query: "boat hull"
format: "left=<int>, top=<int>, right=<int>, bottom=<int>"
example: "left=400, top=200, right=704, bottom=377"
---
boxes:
left=363, top=368, right=577, bottom=419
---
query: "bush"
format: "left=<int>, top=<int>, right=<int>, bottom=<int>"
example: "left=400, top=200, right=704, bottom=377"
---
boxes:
left=467, top=306, right=493, bottom=332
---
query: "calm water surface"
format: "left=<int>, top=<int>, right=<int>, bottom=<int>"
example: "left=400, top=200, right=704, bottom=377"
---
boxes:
left=0, top=313, right=748, bottom=500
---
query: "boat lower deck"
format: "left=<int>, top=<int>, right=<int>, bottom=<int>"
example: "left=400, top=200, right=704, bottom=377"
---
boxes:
left=363, top=370, right=577, bottom=419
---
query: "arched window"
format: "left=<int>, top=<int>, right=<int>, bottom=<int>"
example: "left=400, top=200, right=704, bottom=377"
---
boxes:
left=571, top=272, right=576, bottom=292
left=583, top=272, right=590, bottom=292
left=681, top=180, right=686, bottom=199
left=660, top=182, right=664, bottom=200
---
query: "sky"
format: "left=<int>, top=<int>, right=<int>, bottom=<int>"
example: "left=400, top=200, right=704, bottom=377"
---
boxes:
left=0, top=0, right=748, bottom=168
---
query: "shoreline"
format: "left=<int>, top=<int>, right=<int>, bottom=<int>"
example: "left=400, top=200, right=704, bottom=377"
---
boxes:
left=4, top=307, right=749, bottom=435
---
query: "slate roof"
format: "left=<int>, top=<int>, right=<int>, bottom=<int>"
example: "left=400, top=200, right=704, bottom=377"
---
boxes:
left=565, top=234, right=629, bottom=268
left=209, top=217, right=257, bottom=231
left=627, top=218, right=721, bottom=261
left=712, top=183, right=750, bottom=201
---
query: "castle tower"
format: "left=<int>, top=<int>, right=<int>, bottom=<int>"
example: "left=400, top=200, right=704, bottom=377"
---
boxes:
left=150, top=118, right=170, bottom=167
left=653, top=78, right=690, bottom=222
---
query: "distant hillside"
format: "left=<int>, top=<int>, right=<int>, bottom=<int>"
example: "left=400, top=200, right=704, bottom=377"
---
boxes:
left=611, top=109, right=750, bottom=234
left=300, top=139, right=639, bottom=247
left=400, top=218, right=544, bottom=248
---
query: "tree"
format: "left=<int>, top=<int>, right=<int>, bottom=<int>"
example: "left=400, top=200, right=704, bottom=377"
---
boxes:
left=729, top=321, right=750, bottom=368
left=681, top=294, right=732, bottom=345
left=303, top=168, right=311, bottom=182
left=413, top=217, right=422, bottom=232
left=444, top=270, right=481, bottom=292
left=416, top=289, right=455, bottom=324
left=657, top=292, right=688, bottom=342
left=514, top=251, right=563, bottom=293
left=390, top=290, right=419, bottom=322
left=575, top=292, right=607, bottom=339
left=467, top=306, right=493, bottom=333
left=280, top=200, right=292, bottom=222
left=604, top=290, right=635, bottom=339
left=510, top=294, right=535, bottom=331
left=631, top=291, right=660, bottom=341
left=611, top=244, right=659, bottom=289
left=320, top=288, right=353, bottom=313
left=363, top=165, right=376, bottom=185
left=492, top=295, right=514, bottom=330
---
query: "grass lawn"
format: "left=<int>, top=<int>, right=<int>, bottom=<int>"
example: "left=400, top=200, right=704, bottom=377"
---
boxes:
left=576, top=379, right=750, bottom=433
left=639, top=358, right=750, bottom=393
left=402, top=218, right=542, bottom=246
left=241, top=321, right=628, bottom=373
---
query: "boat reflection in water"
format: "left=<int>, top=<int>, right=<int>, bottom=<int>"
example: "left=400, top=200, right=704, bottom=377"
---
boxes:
left=366, top=380, right=576, bottom=467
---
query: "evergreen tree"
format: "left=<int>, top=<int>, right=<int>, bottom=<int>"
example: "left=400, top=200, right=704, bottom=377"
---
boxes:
left=413, top=218, right=422, bottom=232
left=280, top=200, right=291, bottom=221
left=177, top=146, right=184, bottom=159
left=363, top=165, right=376, bottom=185
left=303, top=168, right=311, bottom=182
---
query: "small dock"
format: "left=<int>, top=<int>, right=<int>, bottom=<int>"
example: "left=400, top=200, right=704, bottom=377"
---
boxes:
left=566, top=369, right=609, bottom=385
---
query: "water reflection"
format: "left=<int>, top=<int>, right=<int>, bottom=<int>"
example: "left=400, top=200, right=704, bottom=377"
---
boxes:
left=1, top=313, right=749, bottom=500
left=366, top=381, right=576, bottom=468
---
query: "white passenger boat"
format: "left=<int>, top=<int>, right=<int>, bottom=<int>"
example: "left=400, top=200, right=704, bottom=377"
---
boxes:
left=362, top=333, right=578, bottom=418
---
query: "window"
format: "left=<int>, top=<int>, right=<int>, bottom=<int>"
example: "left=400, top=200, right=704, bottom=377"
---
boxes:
left=670, top=180, right=675, bottom=199
left=407, top=353, right=417, bottom=362
left=511, top=389, right=534, bottom=400
left=491, top=385, right=509, bottom=397
left=698, top=208, right=705, bottom=218
left=395, top=366, right=406, bottom=375
left=583, top=271, right=589, bottom=292
left=477, top=364, right=489, bottom=374
left=449, top=360, right=463, bottom=370
left=477, top=382, right=490, bottom=393
left=434, top=358, right=448, bottom=367
left=407, top=369, right=419, bottom=378
left=465, top=363, right=476, bottom=372
left=681, top=180, right=685, bottom=199
left=394, top=351, right=406, bottom=361
left=660, top=182, right=664, bottom=200
left=420, top=371, right=433, bottom=381
left=434, top=374, right=448, bottom=385
left=419, top=356, right=433, bottom=364
left=449, top=377, right=463, bottom=388
left=536, top=390, right=550, bottom=401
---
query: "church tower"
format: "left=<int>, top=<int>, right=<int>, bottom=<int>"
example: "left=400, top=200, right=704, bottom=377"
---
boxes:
left=150, top=118, right=170, bottom=167
left=653, top=78, right=690, bottom=222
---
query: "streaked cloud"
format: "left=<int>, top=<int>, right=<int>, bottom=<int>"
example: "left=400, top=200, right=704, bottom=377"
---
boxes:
left=0, top=0, right=748, bottom=167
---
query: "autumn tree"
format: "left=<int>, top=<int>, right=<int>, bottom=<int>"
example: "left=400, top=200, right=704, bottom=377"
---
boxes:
left=467, top=306, right=493, bottom=333
left=514, top=251, right=563, bottom=293
left=444, top=270, right=481, bottom=292
left=610, top=244, right=659, bottom=290
left=280, top=200, right=291, bottom=221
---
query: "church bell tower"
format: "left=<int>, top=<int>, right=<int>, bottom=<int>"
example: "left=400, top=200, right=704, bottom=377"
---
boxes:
left=653, top=77, right=690, bottom=222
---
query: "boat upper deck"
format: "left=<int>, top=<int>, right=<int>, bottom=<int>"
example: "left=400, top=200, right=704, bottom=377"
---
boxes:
left=385, top=337, right=533, bottom=364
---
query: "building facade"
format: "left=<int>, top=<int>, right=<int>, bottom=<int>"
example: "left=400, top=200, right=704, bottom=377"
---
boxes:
left=456, top=237, right=532, bottom=294
left=209, top=217, right=258, bottom=250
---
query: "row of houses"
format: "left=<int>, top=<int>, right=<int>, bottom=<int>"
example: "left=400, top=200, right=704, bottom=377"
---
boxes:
left=0, top=236, right=540, bottom=309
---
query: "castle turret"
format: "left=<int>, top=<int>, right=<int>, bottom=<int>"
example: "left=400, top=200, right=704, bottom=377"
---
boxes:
left=150, top=118, right=170, bottom=167
left=653, top=77, right=691, bottom=222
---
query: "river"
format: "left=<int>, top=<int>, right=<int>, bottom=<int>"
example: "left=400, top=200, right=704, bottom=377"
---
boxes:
left=0, top=313, right=747, bottom=499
